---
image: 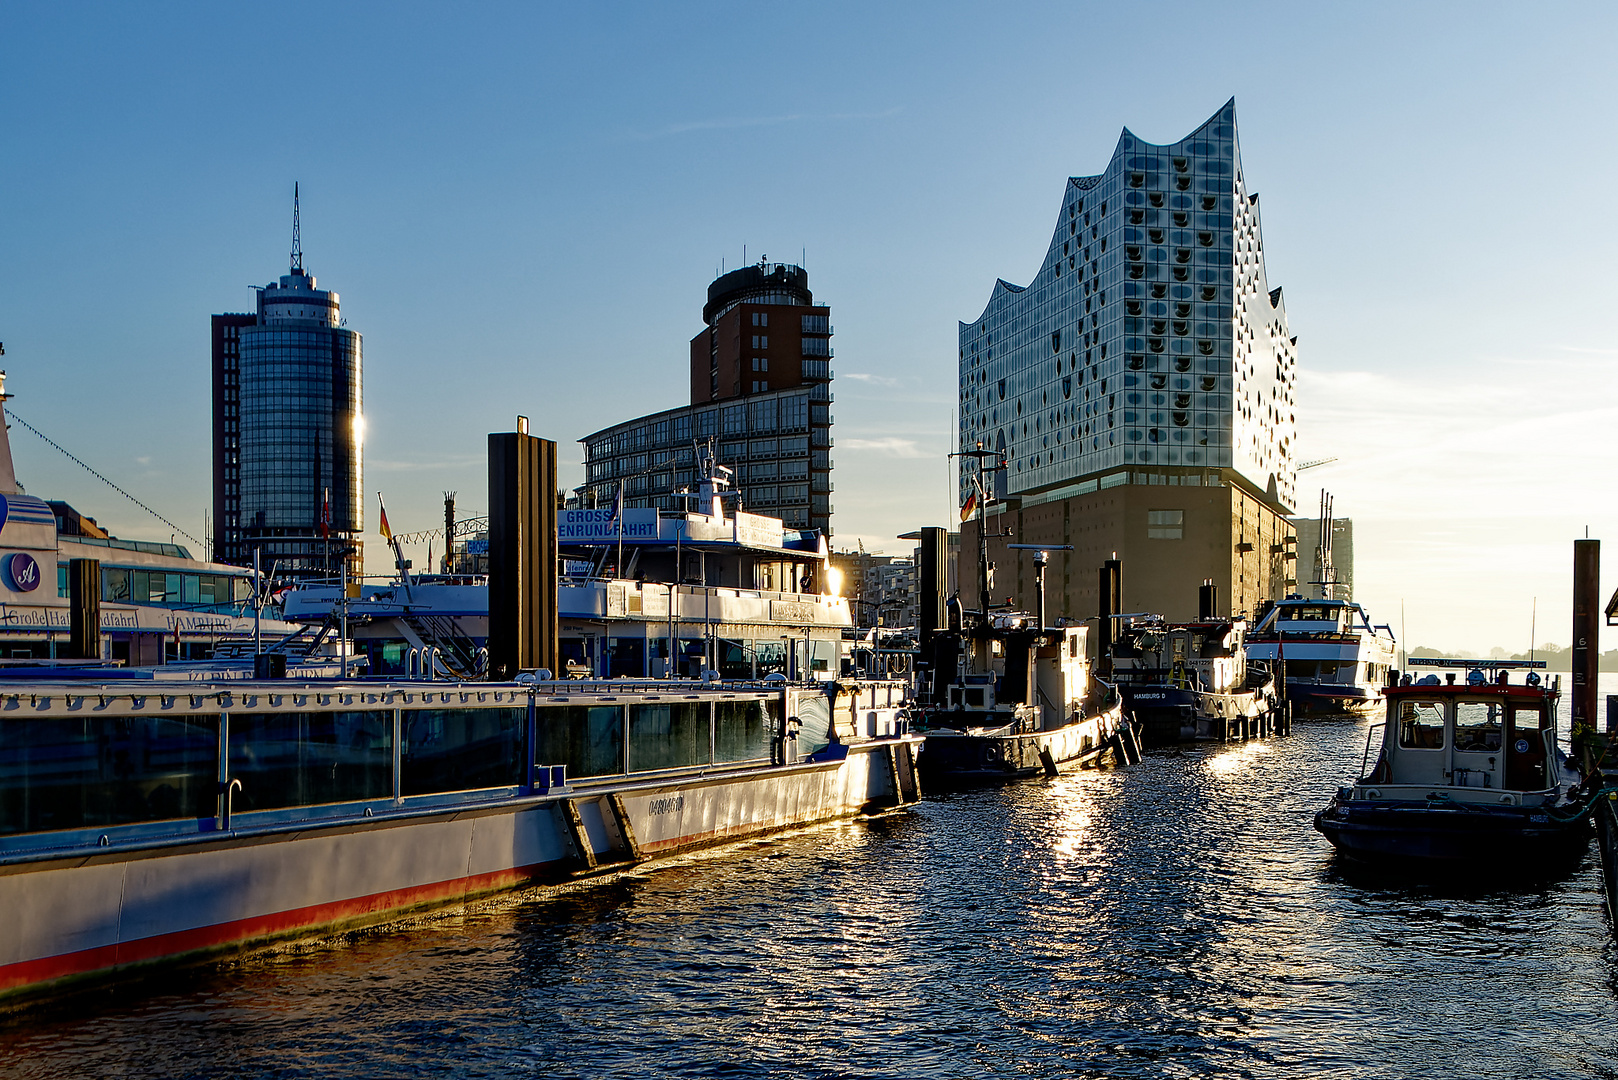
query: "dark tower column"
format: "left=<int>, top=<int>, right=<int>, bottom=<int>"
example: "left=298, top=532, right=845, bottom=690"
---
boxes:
left=1098, top=558, right=1121, bottom=675
left=1572, top=539, right=1600, bottom=731
left=444, top=492, right=456, bottom=574
left=488, top=421, right=558, bottom=680
left=917, top=526, right=947, bottom=647
left=68, top=558, right=101, bottom=661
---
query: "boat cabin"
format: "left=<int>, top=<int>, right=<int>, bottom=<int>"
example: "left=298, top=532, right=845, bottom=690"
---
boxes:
left=1246, top=596, right=1397, bottom=701
left=1360, top=663, right=1559, bottom=805
left=931, top=620, right=1090, bottom=731
left=1253, top=598, right=1356, bottom=636
left=1110, top=617, right=1247, bottom=695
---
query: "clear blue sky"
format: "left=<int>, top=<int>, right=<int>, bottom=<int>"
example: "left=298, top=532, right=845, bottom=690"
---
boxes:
left=2, top=2, right=1614, bottom=653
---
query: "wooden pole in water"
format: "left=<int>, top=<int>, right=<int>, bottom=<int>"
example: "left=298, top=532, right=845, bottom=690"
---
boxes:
left=1572, top=539, right=1600, bottom=763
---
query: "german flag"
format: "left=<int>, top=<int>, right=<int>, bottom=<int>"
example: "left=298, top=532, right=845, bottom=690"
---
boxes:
left=378, top=493, right=393, bottom=542
left=960, top=488, right=978, bottom=523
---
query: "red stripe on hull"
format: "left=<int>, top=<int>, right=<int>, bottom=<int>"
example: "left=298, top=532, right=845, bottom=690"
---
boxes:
left=0, top=861, right=556, bottom=995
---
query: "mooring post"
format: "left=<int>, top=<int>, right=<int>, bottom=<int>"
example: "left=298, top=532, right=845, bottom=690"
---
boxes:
left=1572, top=539, right=1600, bottom=771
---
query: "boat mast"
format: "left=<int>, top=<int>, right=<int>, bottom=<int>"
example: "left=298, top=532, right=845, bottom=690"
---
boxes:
left=977, top=449, right=989, bottom=624
left=952, top=442, right=1002, bottom=628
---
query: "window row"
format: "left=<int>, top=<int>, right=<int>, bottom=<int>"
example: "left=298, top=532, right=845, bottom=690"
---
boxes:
left=0, top=700, right=783, bottom=837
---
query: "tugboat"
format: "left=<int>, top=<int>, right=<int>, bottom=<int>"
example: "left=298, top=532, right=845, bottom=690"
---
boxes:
left=916, top=597, right=1131, bottom=784
left=915, top=448, right=1130, bottom=784
left=1107, top=582, right=1282, bottom=745
left=1244, top=595, right=1397, bottom=718
left=1314, top=658, right=1592, bottom=874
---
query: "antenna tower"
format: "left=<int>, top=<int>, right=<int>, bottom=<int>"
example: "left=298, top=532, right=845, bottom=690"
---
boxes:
left=291, top=182, right=303, bottom=274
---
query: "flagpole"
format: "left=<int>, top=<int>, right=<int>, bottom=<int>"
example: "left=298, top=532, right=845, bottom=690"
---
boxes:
left=977, top=451, right=989, bottom=623
left=322, top=485, right=331, bottom=582
left=950, top=441, right=998, bottom=628
left=617, top=482, right=624, bottom=580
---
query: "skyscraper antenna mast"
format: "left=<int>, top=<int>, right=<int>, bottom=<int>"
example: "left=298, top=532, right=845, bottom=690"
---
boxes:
left=291, top=182, right=303, bottom=274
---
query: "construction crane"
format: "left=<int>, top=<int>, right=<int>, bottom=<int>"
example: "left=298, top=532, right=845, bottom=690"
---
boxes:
left=1298, top=457, right=1338, bottom=471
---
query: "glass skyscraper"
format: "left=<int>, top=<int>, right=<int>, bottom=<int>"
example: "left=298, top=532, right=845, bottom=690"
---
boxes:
left=959, top=101, right=1300, bottom=623
left=212, top=203, right=362, bottom=580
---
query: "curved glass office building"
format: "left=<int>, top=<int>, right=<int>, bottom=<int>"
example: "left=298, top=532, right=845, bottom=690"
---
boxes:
left=215, top=255, right=363, bottom=580
left=958, top=100, right=1299, bottom=623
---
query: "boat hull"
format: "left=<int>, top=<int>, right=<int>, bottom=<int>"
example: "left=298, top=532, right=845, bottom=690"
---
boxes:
left=1120, top=685, right=1279, bottom=744
left=1286, top=681, right=1383, bottom=718
left=918, top=707, right=1125, bottom=784
left=1314, top=798, right=1591, bottom=874
left=0, top=740, right=920, bottom=1005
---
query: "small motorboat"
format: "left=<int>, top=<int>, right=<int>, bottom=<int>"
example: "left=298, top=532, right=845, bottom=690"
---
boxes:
left=1314, top=658, right=1592, bottom=875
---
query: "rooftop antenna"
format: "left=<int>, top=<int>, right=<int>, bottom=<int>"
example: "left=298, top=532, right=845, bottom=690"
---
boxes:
left=291, top=181, right=303, bottom=275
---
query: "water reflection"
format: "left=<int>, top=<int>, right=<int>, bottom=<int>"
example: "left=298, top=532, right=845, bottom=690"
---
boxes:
left=4, top=700, right=1618, bottom=1078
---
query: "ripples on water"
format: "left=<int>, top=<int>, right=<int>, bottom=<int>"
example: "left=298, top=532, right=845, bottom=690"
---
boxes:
left=4, top=699, right=1618, bottom=1079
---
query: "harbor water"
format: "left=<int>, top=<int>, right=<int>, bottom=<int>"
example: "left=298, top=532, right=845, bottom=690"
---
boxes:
left=3, top=679, right=1617, bottom=1079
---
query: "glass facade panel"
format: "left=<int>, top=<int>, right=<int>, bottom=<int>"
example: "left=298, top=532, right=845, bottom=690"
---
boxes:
left=533, top=705, right=624, bottom=779
left=628, top=702, right=709, bottom=772
left=607, top=638, right=645, bottom=678
left=401, top=707, right=525, bottom=795
left=237, top=309, right=363, bottom=576
left=0, top=715, right=218, bottom=836
left=102, top=567, right=131, bottom=602
left=718, top=639, right=752, bottom=679
left=228, top=711, right=393, bottom=812
left=714, top=700, right=773, bottom=764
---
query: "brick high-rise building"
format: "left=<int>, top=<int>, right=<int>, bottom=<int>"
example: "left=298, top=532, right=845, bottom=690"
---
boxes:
left=583, top=261, right=834, bottom=536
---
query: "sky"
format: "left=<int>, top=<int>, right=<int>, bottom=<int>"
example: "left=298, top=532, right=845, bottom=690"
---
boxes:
left=1, top=2, right=1614, bottom=655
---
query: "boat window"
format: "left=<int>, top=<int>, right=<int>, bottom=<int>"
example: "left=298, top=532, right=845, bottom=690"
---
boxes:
left=1454, top=700, right=1504, bottom=753
left=1509, top=703, right=1548, bottom=732
left=534, top=705, right=625, bottom=779
left=228, top=711, right=393, bottom=812
left=718, top=639, right=753, bottom=680
left=715, top=699, right=775, bottom=764
left=1397, top=700, right=1446, bottom=750
left=629, top=702, right=710, bottom=772
left=401, top=707, right=525, bottom=795
left=0, top=715, right=218, bottom=835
